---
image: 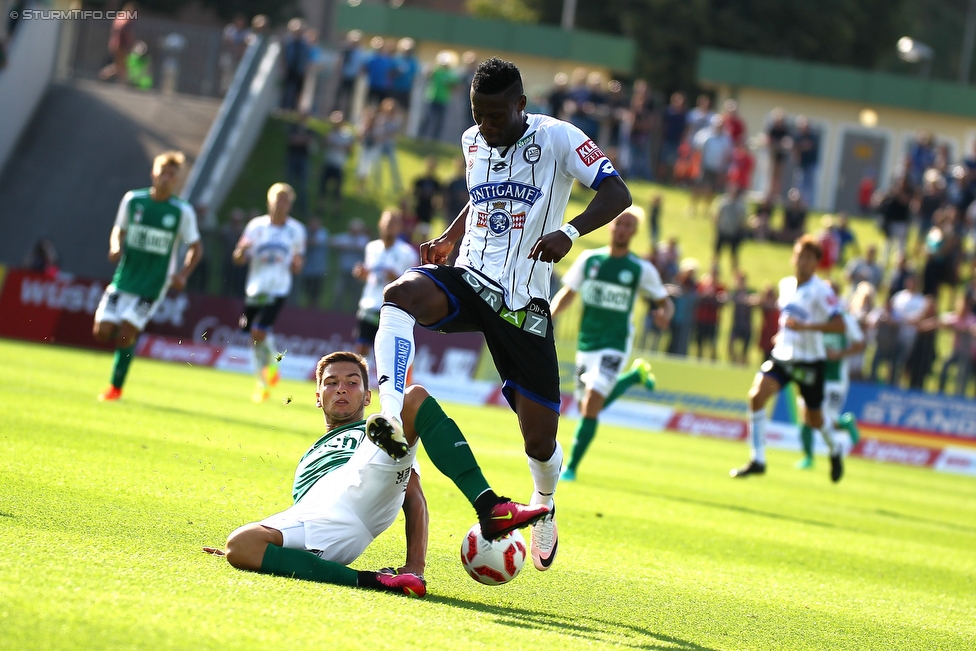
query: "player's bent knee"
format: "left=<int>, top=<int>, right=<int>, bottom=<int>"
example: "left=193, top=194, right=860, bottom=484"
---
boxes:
left=225, top=524, right=277, bottom=571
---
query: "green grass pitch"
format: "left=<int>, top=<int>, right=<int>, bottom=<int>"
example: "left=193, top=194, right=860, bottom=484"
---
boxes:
left=1, top=339, right=974, bottom=650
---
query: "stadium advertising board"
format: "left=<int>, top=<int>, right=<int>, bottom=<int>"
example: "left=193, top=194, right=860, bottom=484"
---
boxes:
left=0, top=269, right=484, bottom=380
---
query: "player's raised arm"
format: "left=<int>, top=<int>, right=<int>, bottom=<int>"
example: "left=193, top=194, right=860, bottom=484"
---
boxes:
left=529, top=175, right=631, bottom=264
left=420, top=203, right=468, bottom=265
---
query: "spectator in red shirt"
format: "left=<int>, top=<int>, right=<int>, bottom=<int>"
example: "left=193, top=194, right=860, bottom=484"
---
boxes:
left=722, top=99, right=746, bottom=145
left=727, top=141, right=755, bottom=191
left=693, top=263, right=727, bottom=361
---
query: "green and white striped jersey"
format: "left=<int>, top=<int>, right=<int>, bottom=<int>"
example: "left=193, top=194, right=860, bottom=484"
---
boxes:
left=292, top=420, right=366, bottom=503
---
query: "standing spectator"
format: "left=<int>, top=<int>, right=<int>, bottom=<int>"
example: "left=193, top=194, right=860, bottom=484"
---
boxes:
left=418, top=51, right=460, bottom=142
left=876, top=176, right=913, bottom=266
left=792, top=115, right=820, bottom=206
left=365, top=38, right=395, bottom=106
left=906, top=299, right=939, bottom=390
left=281, top=19, right=309, bottom=111
left=844, top=244, right=883, bottom=290
left=302, top=29, right=327, bottom=114
left=351, top=210, right=419, bottom=357
left=318, top=112, right=356, bottom=219
left=886, top=252, right=912, bottom=300
left=647, top=194, right=662, bottom=249
left=846, top=281, right=877, bottom=381
left=412, top=156, right=442, bottom=241
left=656, top=236, right=681, bottom=284
left=757, top=284, right=779, bottom=361
left=815, top=215, right=841, bottom=271
left=667, top=261, right=699, bottom=356
left=728, top=271, right=756, bottom=365
left=300, top=217, right=329, bottom=308
left=657, top=92, right=687, bottom=183
left=547, top=72, right=569, bottom=119
left=285, top=114, right=314, bottom=219
left=693, top=264, right=727, bottom=361
left=857, top=169, right=876, bottom=216
left=373, top=98, right=403, bottom=194
left=221, top=208, right=248, bottom=296
left=712, top=184, right=747, bottom=270
left=772, top=188, right=807, bottom=243
left=332, top=31, right=365, bottom=117
left=749, top=195, right=775, bottom=242
left=23, top=237, right=60, bottom=279
left=907, top=131, right=936, bottom=187
left=627, top=80, right=657, bottom=181
left=329, top=218, right=370, bottom=312
left=99, top=3, right=137, bottom=84
left=912, top=169, right=948, bottom=257
left=765, top=108, right=792, bottom=199
left=390, top=38, right=419, bottom=111
left=881, top=274, right=930, bottom=385
left=219, top=14, right=250, bottom=94
left=690, top=116, right=733, bottom=217
left=685, top=94, right=714, bottom=144
left=937, top=295, right=976, bottom=395
left=726, top=141, right=755, bottom=195
left=830, top=212, right=858, bottom=264
left=355, top=106, right=381, bottom=195
left=722, top=99, right=746, bottom=145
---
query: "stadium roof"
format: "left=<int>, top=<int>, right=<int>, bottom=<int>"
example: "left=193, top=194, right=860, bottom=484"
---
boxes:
left=335, top=3, right=635, bottom=73
left=698, top=47, right=976, bottom=119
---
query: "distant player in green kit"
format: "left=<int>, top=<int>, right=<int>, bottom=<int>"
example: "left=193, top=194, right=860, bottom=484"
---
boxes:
left=550, top=207, right=674, bottom=481
left=92, top=151, right=202, bottom=401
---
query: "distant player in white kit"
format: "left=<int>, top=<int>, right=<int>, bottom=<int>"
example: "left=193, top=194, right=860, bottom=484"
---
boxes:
left=233, top=183, right=306, bottom=402
left=92, top=151, right=202, bottom=401
left=365, top=57, right=632, bottom=571
left=352, top=209, right=419, bottom=357
left=731, top=235, right=848, bottom=482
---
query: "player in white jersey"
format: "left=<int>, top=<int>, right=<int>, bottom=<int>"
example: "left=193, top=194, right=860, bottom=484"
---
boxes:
left=352, top=209, right=419, bottom=357
left=233, top=183, right=307, bottom=402
left=205, top=351, right=548, bottom=597
left=731, top=235, right=848, bottom=482
left=797, top=305, right=864, bottom=469
left=367, top=58, right=632, bottom=572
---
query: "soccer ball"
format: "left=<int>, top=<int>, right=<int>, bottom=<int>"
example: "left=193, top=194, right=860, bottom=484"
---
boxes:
left=459, top=524, right=526, bottom=585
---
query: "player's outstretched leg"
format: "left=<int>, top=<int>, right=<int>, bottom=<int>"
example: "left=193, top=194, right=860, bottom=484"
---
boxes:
left=839, top=412, right=860, bottom=445
left=372, top=303, right=417, bottom=431
left=603, top=358, right=656, bottom=410
left=379, top=387, right=549, bottom=540
left=796, top=424, right=815, bottom=469
left=561, top=418, right=596, bottom=482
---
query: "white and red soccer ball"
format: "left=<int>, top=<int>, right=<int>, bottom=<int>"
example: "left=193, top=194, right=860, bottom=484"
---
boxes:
left=459, top=524, right=527, bottom=585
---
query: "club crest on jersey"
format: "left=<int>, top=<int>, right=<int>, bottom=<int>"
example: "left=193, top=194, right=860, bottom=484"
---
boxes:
left=469, top=180, right=543, bottom=207
left=133, top=205, right=144, bottom=223
left=524, top=144, right=542, bottom=164
left=618, top=269, right=634, bottom=284
left=477, top=202, right=525, bottom=236
left=575, top=139, right=605, bottom=166
left=162, top=214, right=177, bottom=228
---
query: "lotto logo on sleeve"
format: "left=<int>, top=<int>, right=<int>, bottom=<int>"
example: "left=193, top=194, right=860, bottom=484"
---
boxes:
left=575, top=139, right=605, bottom=167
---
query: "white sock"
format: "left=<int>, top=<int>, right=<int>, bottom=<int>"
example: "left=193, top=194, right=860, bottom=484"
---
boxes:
left=818, top=426, right=838, bottom=455
left=527, top=440, right=563, bottom=507
left=749, top=409, right=766, bottom=464
left=374, top=303, right=416, bottom=422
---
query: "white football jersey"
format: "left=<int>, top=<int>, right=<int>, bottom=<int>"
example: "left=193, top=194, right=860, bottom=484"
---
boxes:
left=456, top=114, right=620, bottom=310
left=242, top=215, right=307, bottom=299
left=771, top=274, right=839, bottom=362
left=358, top=238, right=420, bottom=312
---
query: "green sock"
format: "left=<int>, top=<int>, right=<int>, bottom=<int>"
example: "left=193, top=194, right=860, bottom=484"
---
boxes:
left=110, top=344, right=136, bottom=389
left=259, top=543, right=358, bottom=586
left=415, top=396, right=490, bottom=506
left=800, top=424, right=814, bottom=459
left=604, top=370, right=641, bottom=409
left=567, top=417, right=598, bottom=471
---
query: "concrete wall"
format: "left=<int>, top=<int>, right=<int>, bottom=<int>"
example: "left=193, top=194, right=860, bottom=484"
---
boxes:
left=0, top=17, right=60, bottom=178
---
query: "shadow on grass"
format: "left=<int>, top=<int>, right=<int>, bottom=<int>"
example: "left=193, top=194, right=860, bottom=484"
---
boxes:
left=872, top=508, right=976, bottom=534
left=0, top=511, right=14, bottom=518
left=424, top=594, right=719, bottom=650
left=633, top=489, right=840, bottom=530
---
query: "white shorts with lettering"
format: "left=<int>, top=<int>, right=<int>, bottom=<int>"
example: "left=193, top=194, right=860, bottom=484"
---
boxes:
left=822, top=380, right=849, bottom=426
left=93, top=287, right=164, bottom=331
left=260, top=440, right=419, bottom=565
left=574, top=348, right=627, bottom=400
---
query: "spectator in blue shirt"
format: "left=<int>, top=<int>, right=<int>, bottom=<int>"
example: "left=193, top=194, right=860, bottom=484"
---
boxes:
left=365, top=38, right=395, bottom=106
